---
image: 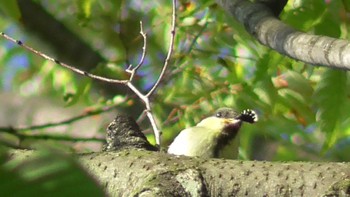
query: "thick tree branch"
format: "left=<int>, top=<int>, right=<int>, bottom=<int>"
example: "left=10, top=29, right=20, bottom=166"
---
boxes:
left=216, top=0, right=350, bottom=70
left=7, top=149, right=350, bottom=196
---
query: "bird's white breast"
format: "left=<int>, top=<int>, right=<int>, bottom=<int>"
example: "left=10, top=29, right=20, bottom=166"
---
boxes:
left=167, top=126, right=218, bottom=157
left=168, top=117, right=233, bottom=158
left=167, top=109, right=251, bottom=159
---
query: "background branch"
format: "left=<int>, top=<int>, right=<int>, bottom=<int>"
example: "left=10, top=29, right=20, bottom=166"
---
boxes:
left=216, top=0, right=350, bottom=70
left=0, top=104, right=117, bottom=133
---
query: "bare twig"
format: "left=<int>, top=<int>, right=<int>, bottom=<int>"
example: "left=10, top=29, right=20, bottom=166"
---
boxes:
left=146, top=0, right=177, bottom=98
left=0, top=32, right=129, bottom=84
left=0, top=0, right=177, bottom=148
left=119, top=0, right=177, bottom=146
left=136, top=110, right=148, bottom=125
left=126, top=21, right=147, bottom=82
left=138, top=0, right=177, bottom=146
left=132, top=22, right=148, bottom=72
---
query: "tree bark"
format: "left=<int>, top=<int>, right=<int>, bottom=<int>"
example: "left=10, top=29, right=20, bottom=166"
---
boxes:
left=216, top=0, right=350, bottom=70
left=8, top=149, right=350, bottom=196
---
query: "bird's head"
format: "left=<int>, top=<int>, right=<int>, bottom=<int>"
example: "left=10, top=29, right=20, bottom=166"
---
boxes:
left=198, top=107, right=258, bottom=133
left=212, top=107, right=258, bottom=158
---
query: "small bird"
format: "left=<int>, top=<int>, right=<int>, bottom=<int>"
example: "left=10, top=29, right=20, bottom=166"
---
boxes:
left=167, top=108, right=258, bottom=159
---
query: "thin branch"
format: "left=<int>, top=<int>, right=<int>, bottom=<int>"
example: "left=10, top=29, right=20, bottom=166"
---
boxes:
left=124, top=0, right=177, bottom=146
left=16, top=133, right=104, bottom=142
left=144, top=101, right=160, bottom=144
left=132, top=22, right=148, bottom=71
left=126, top=80, right=162, bottom=145
left=126, top=82, right=146, bottom=101
left=0, top=104, right=117, bottom=132
left=0, top=32, right=128, bottom=84
left=187, top=17, right=209, bottom=54
left=139, top=0, right=177, bottom=146
left=0, top=0, right=177, bottom=148
left=136, top=110, right=148, bottom=125
left=146, top=0, right=177, bottom=97
left=126, top=21, right=148, bottom=82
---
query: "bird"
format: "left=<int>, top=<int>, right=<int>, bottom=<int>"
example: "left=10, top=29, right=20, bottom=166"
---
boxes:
left=167, top=108, right=258, bottom=159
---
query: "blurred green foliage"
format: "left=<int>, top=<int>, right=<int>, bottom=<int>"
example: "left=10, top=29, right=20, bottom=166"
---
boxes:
left=0, top=146, right=105, bottom=196
left=0, top=0, right=349, bottom=163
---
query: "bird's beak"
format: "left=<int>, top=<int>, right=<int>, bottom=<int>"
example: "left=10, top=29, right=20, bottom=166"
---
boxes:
left=223, top=118, right=241, bottom=125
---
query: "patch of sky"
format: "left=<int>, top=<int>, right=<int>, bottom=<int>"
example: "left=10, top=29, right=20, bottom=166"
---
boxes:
left=2, top=54, right=29, bottom=91
left=304, top=124, right=317, bottom=134
left=129, top=0, right=158, bottom=13
left=280, top=133, right=289, bottom=140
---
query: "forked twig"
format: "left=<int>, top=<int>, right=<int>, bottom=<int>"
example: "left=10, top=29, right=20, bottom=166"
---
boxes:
left=0, top=0, right=177, bottom=148
left=126, top=21, right=147, bottom=82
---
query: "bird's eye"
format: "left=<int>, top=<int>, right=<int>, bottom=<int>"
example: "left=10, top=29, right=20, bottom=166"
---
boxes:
left=216, top=112, right=222, bottom=117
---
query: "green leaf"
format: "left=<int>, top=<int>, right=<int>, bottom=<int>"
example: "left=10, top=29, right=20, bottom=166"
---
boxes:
left=342, top=0, right=350, bottom=12
left=284, top=71, right=313, bottom=100
left=283, top=0, right=326, bottom=31
left=64, top=78, right=92, bottom=107
left=314, top=70, right=347, bottom=150
left=76, top=0, right=95, bottom=25
left=0, top=0, right=21, bottom=20
left=314, top=11, right=341, bottom=38
left=254, top=78, right=278, bottom=109
left=279, top=89, right=315, bottom=124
